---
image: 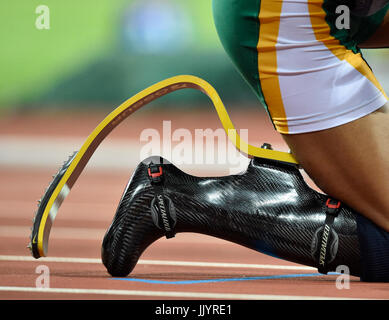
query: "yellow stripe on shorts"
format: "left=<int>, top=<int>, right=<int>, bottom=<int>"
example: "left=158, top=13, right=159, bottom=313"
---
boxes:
left=257, top=0, right=289, bottom=134
left=307, top=0, right=388, bottom=100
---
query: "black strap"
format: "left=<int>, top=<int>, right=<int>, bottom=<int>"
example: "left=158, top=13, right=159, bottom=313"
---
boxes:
left=317, top=198, right=341, bottom=274
left=147, top=161, right=176, bottom=239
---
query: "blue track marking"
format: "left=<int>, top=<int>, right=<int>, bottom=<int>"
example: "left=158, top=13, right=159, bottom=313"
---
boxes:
left=112, top=272, right=340, bottom=284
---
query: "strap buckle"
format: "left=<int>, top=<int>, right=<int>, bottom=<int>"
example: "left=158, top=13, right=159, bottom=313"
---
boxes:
left=148, top=163, right=163, bottom=184
left=326, top=198, right=341, bottom=215
left=147, top=162, right=176, bottom=239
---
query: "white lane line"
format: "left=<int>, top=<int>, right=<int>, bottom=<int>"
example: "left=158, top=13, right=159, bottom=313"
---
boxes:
left=0, top=286, right=354, bottom=300
left=0, top=255, right=316, bottom=271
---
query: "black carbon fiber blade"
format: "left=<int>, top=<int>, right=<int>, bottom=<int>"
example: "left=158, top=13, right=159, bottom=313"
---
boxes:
left=28, top=152, right=77, bottom=258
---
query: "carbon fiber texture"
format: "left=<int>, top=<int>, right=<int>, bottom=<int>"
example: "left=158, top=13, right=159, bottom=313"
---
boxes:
left=101, top=156, right=361, bottom=277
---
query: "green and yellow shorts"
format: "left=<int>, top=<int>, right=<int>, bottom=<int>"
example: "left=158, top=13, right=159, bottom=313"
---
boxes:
left=213, top=0, right=389, bottom=134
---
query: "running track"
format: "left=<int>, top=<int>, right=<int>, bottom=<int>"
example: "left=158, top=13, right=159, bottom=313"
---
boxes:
left=1, top=109, right=388, bottom=300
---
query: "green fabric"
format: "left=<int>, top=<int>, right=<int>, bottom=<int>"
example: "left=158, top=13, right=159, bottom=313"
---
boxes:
left=212, top=0, right=388, bottom=127
left=322, top=1, right=389, bottom=53
left=212, top=0, right=268, bottom=110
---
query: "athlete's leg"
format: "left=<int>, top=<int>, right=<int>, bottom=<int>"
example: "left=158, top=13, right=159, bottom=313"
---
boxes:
left=213, top=0, right=389, bottom=230
left=280, top=6, right=389, bottom=230
left=282, top=104, right=389, bottom=232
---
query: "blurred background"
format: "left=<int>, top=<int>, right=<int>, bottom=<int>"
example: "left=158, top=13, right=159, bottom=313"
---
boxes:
left=0, top=0, right=261, bottom=113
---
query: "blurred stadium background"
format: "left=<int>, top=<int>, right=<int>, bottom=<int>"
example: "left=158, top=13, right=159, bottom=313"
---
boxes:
left=0, top=0, right=260, bottom=112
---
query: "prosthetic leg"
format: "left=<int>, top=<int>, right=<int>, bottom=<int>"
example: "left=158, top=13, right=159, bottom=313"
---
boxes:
left=102, top=150, right=389, bottom=282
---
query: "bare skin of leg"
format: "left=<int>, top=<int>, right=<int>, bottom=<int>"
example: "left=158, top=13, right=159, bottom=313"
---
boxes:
left=282, top=14, right=389, bottom=231
left=282, top=104, right=389, bottom=232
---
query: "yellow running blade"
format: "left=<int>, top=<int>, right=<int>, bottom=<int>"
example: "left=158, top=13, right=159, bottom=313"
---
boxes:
left=28, top=75, right=298, bottom=258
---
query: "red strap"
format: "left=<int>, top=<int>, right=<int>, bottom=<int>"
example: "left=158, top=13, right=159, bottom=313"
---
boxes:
left=326, top=198, right=341, bottom=210
left=148, top=166, right=163, bottom=178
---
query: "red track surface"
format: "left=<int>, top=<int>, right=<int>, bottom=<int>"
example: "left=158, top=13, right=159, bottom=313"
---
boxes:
left=1, top=110, right=388, bottom=300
